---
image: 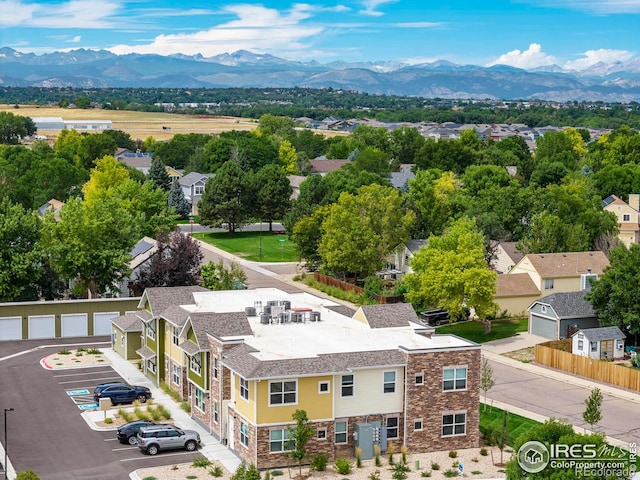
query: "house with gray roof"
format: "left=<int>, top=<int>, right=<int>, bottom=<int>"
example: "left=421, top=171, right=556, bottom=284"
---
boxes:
left=117, top=286, right=481, bottom=469
left=179, top=172, right=215, bottom=214
left=571, top=326, right=626, bottom=360
left=527, top=291, right=599, bottom=340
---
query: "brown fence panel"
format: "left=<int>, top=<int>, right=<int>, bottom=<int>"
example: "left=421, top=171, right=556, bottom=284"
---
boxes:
left=312, top=273, right=405, bottom=303
left=535, top=342, right=640, bottom=392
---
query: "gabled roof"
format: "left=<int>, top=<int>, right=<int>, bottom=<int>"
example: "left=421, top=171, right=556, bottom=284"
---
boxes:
left=129, top=237, right=159, bottom=271
left=179, top=172, right=215, bottom=187
left=111, top=312, right=143, bottom=332
left=390, top=170, right=415, bottom=189
left=309, top=159, right=350, bottom=174
left=518, top=251, right=609, bottom=278
left=192, top=311, right=253, bottom=345
left=602, top=194, right=623, bottom=208
left=496, top=273, right=540, bottom=297
left=357, top=303, right=419, bottom=329
left=498, top=241, right=525, bottom=264
left=573, top=326, right=625, bottom=341
left=160, top=305, right=191, bottom=328
left=530, top=291, right=595, bottom=318
left=139, top=286, right=209, bottom=318
left=405, top=239, right=427, bottom=254
left=37, top=198, right=65, bottom=219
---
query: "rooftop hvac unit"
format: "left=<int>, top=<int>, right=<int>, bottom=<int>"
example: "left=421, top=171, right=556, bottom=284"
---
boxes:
left=267, top=300, right=279, bottom=307
left=291, top=312, right=303, bottom=323
left=311, top=311, right=321, bottom=322
left=281, top=300, right=291, bottom=311
left=260, top=313, right=271, bottom=325
left=272, top=305, right=284, bottom=317
left=263, top=305, right=272, bottom=316
left=245, top=307, right=256, bottom=317
left=254, top=300, right=262, bottom=313
left=278, top=312, right=289, bottom=324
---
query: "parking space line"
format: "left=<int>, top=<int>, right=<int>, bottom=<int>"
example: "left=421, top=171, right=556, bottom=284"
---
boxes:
left=53, top=370, right=114, bottom=377
left=58, top=376, right=120, bottom=385
left=112, top=446, right=138, bottom=452
left=120, top=451, right=198, bottom=462
left=104, top=438, right=118, bottom=442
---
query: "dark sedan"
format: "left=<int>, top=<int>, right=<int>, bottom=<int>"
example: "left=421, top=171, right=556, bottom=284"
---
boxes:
left=93, top=382, right=152, bottom=406
left=117, top=420, right=156, bottom=444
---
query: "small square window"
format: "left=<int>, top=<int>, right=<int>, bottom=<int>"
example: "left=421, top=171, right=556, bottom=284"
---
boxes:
left=415, top=373, right=424, bottom=385
left=591, top=341, right=598, bottom=352
left=317, top=428, right=327, bottom=440
left=319, top=381, right=330, bottom=394
left=414, top=419, right=423, bottom=431
left=544, top=278, right=554, bottom=290
left=578, top=340, right=584, bottom=350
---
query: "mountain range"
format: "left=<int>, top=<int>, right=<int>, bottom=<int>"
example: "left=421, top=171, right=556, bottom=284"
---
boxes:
left=1, top=47, right=640, bottom=102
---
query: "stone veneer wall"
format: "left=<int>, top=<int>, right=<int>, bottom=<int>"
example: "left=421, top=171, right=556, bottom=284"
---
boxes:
left=403, top=347, right=481, bottom=452
left=164, top=354, right=188, bottom=399
left=190, top=381, right=212, bottom=429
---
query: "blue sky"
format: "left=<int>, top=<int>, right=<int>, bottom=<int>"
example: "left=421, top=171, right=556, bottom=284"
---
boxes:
left=1, top=0, right=639, bottom=70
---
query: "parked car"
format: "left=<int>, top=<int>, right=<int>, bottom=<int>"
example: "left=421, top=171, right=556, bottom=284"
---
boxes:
left=137, top=424, right=201, bottom=455
left=117, top=420, right=156, bottom=445
left=93, top=382, right=152, bottom=405
left=420, top=309, right=450, bottom=326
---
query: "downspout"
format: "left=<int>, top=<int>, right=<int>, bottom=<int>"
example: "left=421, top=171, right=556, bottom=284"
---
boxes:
left=403, top=364, right=408, bottom=449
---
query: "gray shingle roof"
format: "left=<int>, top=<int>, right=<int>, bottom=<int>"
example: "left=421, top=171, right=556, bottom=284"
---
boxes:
left=575, top=326, right=626, bottom=341
left=190, top=311, right=253, bottom=348
left=160, top=305, right=191, bottom=327
left=136, top=346, right=156, bottom=360
left=223, top=344, right=406, bottom=379
left=142, top=286, right=209, bottom=317
left=406, top=239, right=427, bottom=254
left=390, top=170, right=415, bottom=190
left=359, top=303, right=419, bottom=328
left=179, top=340, right=201, bottom=356
left=111, top=312, right=143, bottom=332
left=534, top=291, right=595, bottom=318
left=326, top=305, right=357, bottom=317
left=179, top=172, right=214, bottom=187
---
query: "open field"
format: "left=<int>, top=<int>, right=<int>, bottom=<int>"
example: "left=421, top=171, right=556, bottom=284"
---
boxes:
left=1, top=104, right=258, bottom=141
left=193, top=230, right=299, bottom=262
left=435, top=318, right=528, bottom=343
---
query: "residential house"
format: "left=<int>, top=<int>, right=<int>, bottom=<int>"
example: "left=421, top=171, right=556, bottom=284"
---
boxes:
left=122, top=286, right=481, bottom=468
left=390, top=170, right=415, bottom=191
left=179, top=172, right=216, bottom=214
left=111, top=312, right=144, bottom=360
left=490, top=241, right=525, bottom=274
left=287, top=175, right=306, bottom=199
left=308, top=159, right=350, bottom=175
left=602, top=194, right=640, bottom=247
left=527, top=291, right=599, bottom=340
left=381, top=240, right=427, bottom=280
left=494, top=251, right=608, bottom=316
left=571, top=326, right=626, bottom=360
left=117, top=237, right=160, bottom=298
left=37, top=198, right=65, bottom=220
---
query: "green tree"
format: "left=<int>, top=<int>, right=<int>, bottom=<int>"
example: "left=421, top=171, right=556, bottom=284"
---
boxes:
left=147, top=156, right=172, bottom=192
left=258, top=113, right=296, bottom=138
left=404, top=217, right=498, bottom=319
left=291, top=205, right=330, bottom=264
left=318, top=184, right=414, bottom=279
left=254, top=164, right=292, bottom=231
left=0, top=198, right=43, bottom=301
left=201, top=259, right=247, bottom=290
left=352, top=147, right=391, bottom=175
left=389, top=126, right=425, bottom=164
left=586, top=244, right=640, bottom=337
left=287, top=409, right=315, bottom=477
left=154, top=133, right=211, bottom=170
left=168, top=179, right=191, bottom=218
left=43, top=197, right=138, bottom=297
left=78, top=132, right=117, bottom=170
left=102, top=129, right=136, bottom=150
left=278, top=139, right=299, bottom=175
left=15, top=470, right=40, bottom=480
left=198, top=160, right=251, bottom=235
left=480, top=356, right=495, bottom=411
left=582, top=387, right=603, bottom=432
left=0, top=111, right=28, bottom=144
left=407, top=169, right=459, bottom=238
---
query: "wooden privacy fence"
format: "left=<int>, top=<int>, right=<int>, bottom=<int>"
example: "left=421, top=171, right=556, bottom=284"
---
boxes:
left=312, top=272, right=405, bottom=304
left=535, top=341, right=640, bottom=392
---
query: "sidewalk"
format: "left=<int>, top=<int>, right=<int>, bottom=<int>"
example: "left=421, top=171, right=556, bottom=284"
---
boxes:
left=86, top=348, right=242, bottom=479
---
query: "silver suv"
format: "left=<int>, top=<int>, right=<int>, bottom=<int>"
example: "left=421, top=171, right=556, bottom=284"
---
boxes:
left=137, top=424, right=201, bottom=455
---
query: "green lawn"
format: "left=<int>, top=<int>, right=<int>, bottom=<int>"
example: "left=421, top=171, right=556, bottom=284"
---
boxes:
left=435, top=317, right=528, bottom=343
left=480, top=404, right=540, bottom=445
left=193, top=231, right=299, bottom=262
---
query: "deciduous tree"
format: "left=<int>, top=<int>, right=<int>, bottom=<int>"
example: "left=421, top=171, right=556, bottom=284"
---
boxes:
left=201, top=259, right=247, bottom=291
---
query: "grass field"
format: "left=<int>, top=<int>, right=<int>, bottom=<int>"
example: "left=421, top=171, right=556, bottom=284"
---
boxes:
left=193, top=230, right=299, bottom=262
left=1, top=104, right=257, bottom=141
left=435, top=317, right=528, bottom=343
left=480, top=404, right=540, bottom=445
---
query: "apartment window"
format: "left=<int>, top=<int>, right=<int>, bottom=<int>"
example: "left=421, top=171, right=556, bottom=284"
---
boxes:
left=190, top=354, right=201, bottom=375
left=335, top=421, right=348, bottom=444
left=195, top=387, right=205, bottom=412
left=317, top=428, right=327, bottom=440
left=146, top=321, right=156, bottom=340
left=578, top=340, right=584, bottom=350
left=341, top=375, right=354, bottom=397
left=386, top=416, right=399, bottom=438
left=269, top=380, right=297, bottom=405
left=544, top=278, right=555, bottom=290
left=442, top=412, right=466, bottom=436
left=383, top=371, right=396, bottom=394
left=213, top=401, right=219, bottom=423
left=213, top=358, right=218, bottom=379
left=172, top=365, right=181, bottom=385
left=172, top=326, right=179, bottom=346
left=591, top=341, right=598, bottom=352
left=147, top=358, right=156, bottom=374
left=443, top=367, right=467, bottom=391
left=240, top=377, right=249, bottom=401
left=240, top=422, right=249, bottom=447
left=414, top=419, right=423, bottom=431
left=318, top=381, right=330, bottom=394
left=269, top=428, right=293, bottom=452
left=623, top=214, right=631, bottom=222
left=415, top=373, right=424, bottom=385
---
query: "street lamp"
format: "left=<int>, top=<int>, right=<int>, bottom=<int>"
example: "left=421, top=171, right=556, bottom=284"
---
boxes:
left=4, top=408, right=13, bottom=480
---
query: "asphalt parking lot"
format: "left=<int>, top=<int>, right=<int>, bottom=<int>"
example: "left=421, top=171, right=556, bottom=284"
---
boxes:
left=0, top=338, right=202, bottom=480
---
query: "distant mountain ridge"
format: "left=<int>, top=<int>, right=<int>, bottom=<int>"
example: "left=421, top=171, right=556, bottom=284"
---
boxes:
left=1, top=47, right=640, bottom=102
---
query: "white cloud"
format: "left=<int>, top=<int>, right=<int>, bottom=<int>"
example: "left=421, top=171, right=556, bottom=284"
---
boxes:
left=523, top=0, right=640, bottom=14
left=109, top=4, right=324, bottom=58
left=564, top=49, right=636, bottom=70
left=393, top=22, right=444, bottom=28
left=359, top=0, right=396, bottom=16
left=0, top=0, right=121, bottom=28
left=486, top=43, right=557, bottom=69
left=72, top=35, right=81, bottom=43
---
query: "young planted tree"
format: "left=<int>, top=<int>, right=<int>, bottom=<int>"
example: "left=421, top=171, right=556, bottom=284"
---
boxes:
left=494, top=410, right=509, bottom=466
left=480, top=356, right=496, bottom=411
left=582, top=387, right=603, bottom=432
left=287, top=409, right=314, bottom=477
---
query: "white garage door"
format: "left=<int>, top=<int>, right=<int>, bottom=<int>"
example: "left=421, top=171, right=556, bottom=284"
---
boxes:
left=94, top=312, right=118, bottom=336
left=28, top=315, right=55, bottom=339
left=61, top=313, right=88, bottom=337
left=530, top=314, right=557, bottom=339
left=0, top=316, right=22, bottom=341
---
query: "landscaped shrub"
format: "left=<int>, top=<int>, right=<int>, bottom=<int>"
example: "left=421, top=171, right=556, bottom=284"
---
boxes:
left=119, top=408, right=133, bottom=422
left=16, top=470, right=40, bottom=480
left=58, top=349, right=71, bottom=355
left=181, top=401, right=191, bottom=412
left=369, top=470, right=381, bottom=480
left=192, top=457, right=213, bottom=468
left=269, top=470, right=283, bottom=476
left=310, top=454, right=328, bottom=471
left=104, top=417, right=113, bottom=424
left=443, top=469, right=458, bottom=478
left=391, top=463, right=410, bottom=480
left=480, top=447, right=488, bottom=456
left=420, top=471, right=431, bottom=477
left=87, top=348, right=102, bottom=355
left=209, top=465, right=224, bottom=477
left=334, top=458, right=353, bottom=475
left=430, top=462, right=440, bottom=471
left=448, top=450, right=457, bottom=458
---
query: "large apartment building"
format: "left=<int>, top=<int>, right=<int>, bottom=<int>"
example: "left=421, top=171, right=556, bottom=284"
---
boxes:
left=116, top=286, right=481, bottom=468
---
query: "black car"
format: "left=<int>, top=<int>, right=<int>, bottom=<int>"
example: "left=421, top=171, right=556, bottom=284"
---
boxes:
left=420, top=309, right=450, bottom=326
left=117, top=420, right=156, bottom=445
left=93, top=382, right=152, bottom=406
